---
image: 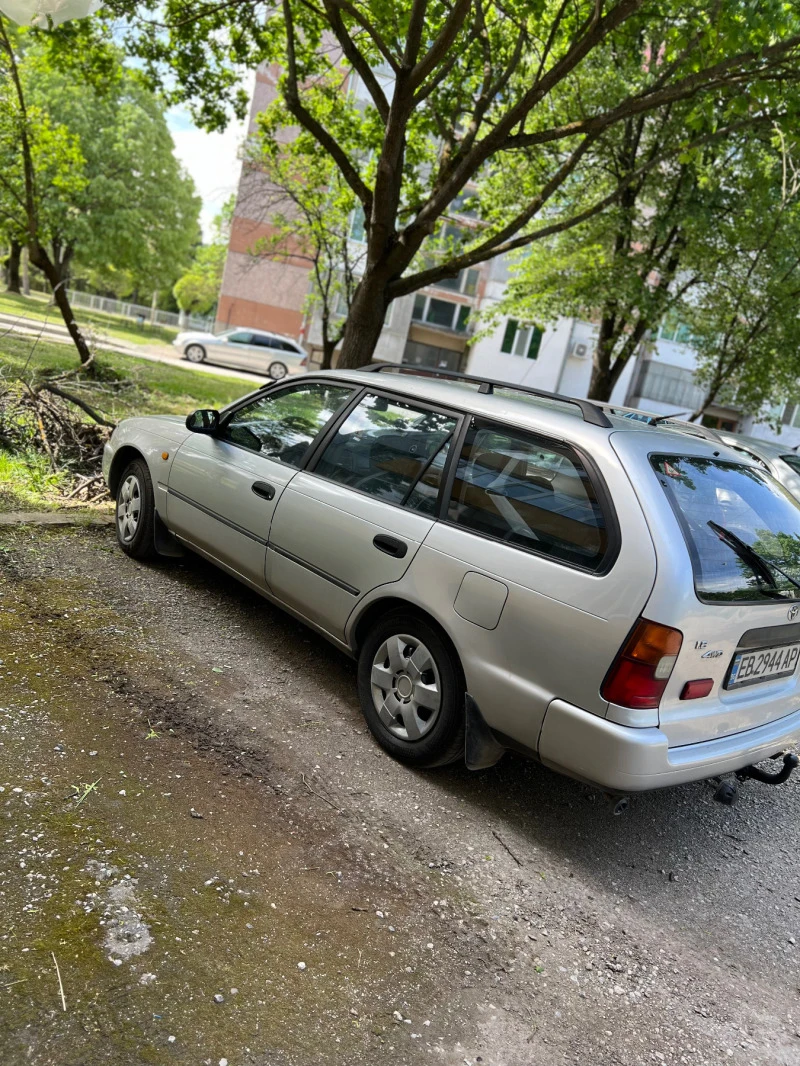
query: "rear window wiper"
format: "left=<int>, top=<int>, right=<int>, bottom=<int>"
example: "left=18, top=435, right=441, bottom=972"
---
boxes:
left=708, top=520, right=800, bottom=594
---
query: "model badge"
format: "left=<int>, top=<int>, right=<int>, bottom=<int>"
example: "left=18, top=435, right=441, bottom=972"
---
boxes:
left=701, top=649, right=724, bottom=659
left=789, top=605, right=800, bottom=622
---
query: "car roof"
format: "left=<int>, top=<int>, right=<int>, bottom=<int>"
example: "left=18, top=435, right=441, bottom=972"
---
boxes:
left=309, top=367, right=738, bottom=460
left=721, top=434, right=797, bottom=459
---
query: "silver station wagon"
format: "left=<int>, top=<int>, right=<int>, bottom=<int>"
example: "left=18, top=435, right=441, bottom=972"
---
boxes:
left=103, top=367, right=800, bottom=803
left=173, top=328, right=307, bottom=380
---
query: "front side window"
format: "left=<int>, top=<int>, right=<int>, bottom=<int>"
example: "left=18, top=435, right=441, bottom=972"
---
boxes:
left=227, top=332, right=253, bottom=345
left=219, top=383, right=354, bottom=465
left=314, top=393, right=458, bottom=508
left=447, top=424, right=610, bottom=570
left=652, top=454, right=800, bottom=602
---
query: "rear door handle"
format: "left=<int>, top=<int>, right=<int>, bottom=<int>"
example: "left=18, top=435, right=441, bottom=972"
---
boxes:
left=373, top=534, right=407, bottom=558
left=252, top=481, right=276, bottom=501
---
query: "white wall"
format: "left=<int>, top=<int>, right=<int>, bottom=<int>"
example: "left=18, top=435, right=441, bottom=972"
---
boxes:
left=467, top=314, right=635, bottom=406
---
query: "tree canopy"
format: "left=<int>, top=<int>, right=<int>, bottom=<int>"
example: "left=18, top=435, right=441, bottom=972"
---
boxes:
left=173, top=197, right=234, bottom=316
left=0, top=19, right=200, bottom=361
left=113, top=0, right=800, bottom=367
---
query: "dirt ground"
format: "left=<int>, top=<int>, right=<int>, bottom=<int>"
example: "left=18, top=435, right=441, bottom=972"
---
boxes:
left=1, top=524, right=799, bottom=1066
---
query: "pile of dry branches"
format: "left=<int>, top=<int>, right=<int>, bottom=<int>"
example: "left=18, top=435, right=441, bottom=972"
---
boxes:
left=0, top=368, right=116, bottom=504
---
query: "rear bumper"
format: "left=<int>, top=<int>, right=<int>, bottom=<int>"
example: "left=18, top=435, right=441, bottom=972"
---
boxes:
left=538, top=699, right=800, bottom=792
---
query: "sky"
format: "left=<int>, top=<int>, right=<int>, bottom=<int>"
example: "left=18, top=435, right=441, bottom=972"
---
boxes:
left=166, top=76, right=253, bottom=242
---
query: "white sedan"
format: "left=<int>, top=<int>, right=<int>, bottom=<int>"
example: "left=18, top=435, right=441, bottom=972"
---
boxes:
left=173, top=328, right=307, bottom=380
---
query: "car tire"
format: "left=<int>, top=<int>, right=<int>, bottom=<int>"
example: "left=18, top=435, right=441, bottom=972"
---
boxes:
left=268, top=361, right=288, bottom=380
left=357, top=610, right=465, bottom=768
left=115, top=459, right=157, bottom=561
left=185, top=344, right=206, bottom=363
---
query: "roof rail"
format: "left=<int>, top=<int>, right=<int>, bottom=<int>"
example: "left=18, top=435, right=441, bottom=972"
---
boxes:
left=362, top=363, right=613, bottom=428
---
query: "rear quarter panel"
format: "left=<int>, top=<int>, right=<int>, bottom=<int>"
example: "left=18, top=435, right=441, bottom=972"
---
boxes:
left=347, top=432, right=658, bottom=753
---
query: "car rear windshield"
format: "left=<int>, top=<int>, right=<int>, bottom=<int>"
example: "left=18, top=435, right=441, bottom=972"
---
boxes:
left=652, top=454, right=800, bottom=603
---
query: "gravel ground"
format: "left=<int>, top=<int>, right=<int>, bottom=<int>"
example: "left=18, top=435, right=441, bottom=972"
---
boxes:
left=1, top=524, right=799, bottom=1066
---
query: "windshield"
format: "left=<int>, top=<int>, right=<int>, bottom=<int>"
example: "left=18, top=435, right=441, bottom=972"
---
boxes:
left=652, top=454, right=800, bottom=603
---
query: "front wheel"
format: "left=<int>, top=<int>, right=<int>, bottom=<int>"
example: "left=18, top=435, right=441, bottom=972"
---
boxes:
left=357, top=611, right=465, bottom=767
left=115, top=459, right=157, bottom=560
left=268, top=361, right=288, bottom=380
left=185, top=344, right=206, bottom=363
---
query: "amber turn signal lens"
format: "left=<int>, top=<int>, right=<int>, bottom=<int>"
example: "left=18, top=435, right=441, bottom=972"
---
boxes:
left=161, top=452, right=169, bottom=460
left=602, top=619, right=684, bottom=710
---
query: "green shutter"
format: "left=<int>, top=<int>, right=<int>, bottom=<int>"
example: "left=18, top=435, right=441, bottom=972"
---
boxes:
left=526, top=325, right=543, bottom=360
left=501, top=319, right=517, bottom=353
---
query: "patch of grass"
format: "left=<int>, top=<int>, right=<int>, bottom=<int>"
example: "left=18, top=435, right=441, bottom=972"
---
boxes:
left=1, top=333, right=256, bottom=421
left=0, top=450, right=69, bottom=512
left=0, top=290, right=179, bottom=347
left=0, top=335, right=258, bottom=512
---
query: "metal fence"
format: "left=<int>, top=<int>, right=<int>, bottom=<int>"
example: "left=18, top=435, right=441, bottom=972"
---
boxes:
left=28, top=280, right=214, bottom=332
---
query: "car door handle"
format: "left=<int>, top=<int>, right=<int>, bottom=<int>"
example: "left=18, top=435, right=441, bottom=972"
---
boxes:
left=251, top=481, right=276, bottom=501
left=373, top=534, right=407, bottom=558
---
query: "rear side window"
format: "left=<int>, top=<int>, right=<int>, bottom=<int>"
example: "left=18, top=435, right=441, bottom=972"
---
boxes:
left=651, top=454, right=800, bottom=603
left=314, top=393, right=458, bottom=509
left=447, top=423, right=610, bottom=571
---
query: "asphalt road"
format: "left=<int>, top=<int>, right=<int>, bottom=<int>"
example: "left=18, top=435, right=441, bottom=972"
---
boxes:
left=1, top=523, right=799, bottom=1066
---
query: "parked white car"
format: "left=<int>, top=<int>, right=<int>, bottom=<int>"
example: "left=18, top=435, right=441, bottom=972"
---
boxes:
left=173, top=328, right=307, bottom=380
left=103, top=367, right=800, bottom=803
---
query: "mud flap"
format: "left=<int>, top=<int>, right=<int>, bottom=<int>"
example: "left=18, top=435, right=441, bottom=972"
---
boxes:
left=465, top=695, right=505, bottom=770
left=154, top=511, right=185, bottom=558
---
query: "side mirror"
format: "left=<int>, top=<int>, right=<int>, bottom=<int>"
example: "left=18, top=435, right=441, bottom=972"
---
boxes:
left=185, top=409, right=220, bottom=434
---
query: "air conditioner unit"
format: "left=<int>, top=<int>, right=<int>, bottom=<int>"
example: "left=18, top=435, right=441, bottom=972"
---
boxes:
left=571, top=342, right=589, bottom=359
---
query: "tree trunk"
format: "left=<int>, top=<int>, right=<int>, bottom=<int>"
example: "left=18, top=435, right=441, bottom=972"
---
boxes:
left=5, top=240, right=21, bottom=293
left=337, top=274, right=390, bottom=369
left=29, top=243, right=93, bottom=366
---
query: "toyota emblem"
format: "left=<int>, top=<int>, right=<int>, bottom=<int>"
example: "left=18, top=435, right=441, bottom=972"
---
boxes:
left=789, top=605, right=800, bottom=621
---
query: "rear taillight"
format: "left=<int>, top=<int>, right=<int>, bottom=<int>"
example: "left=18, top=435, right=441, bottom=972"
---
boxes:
left=602, top=619, right=683, bottom=709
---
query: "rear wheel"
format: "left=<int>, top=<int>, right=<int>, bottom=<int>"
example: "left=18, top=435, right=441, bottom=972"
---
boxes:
left=357, top=610, right=465, bottom=767
left=268, top=361, right=288, bottom=380
left=185, top=344, right=206, bottom=363
left=115, top=459, right=157, bottom=560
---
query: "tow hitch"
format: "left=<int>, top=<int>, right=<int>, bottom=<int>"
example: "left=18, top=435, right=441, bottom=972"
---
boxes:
left=713, top=751, right=799, bottom=805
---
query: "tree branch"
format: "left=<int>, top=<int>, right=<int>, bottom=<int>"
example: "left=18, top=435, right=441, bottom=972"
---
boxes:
left=281, top=0, right=373, bottom=213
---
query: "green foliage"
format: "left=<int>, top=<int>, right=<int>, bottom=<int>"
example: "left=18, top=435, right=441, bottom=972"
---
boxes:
left=109, top=0, right=800, bottom=366
left=172, top=197, right=234, bottom=314
left=173, top=244, right=226, bottom=314
left=684, top=156, right=800, bottom=421
left=0, top=23, right=201, bottom=296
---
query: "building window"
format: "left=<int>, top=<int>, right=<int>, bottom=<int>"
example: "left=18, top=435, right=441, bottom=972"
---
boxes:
left=350, top=207, right=366, bottom=243
left=501, top=319, right=542, bottom=359
left=635, top=360, right=705, bottom=409
left=781, top=402, right=800, bottom=429
left=411, top=294, right=469, bottom=333
left=434, top=268, right=480, bottom=296
left=659, top=311, right=693, bottom=345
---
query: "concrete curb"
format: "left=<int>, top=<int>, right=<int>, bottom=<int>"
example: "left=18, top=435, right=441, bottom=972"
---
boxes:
left=0, top=511, right=114, bottom=528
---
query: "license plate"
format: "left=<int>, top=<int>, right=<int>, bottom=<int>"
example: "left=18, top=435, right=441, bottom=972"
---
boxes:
left=727, top=642, right=800, bottom=688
